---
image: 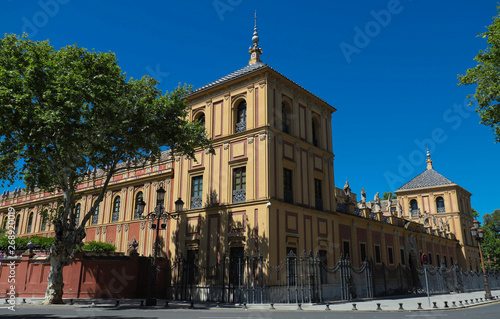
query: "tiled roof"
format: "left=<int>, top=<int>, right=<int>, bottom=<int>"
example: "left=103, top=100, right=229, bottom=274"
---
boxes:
left=191, top=62, right=268, bottom=94
left=397, top=169, right=456, bottom=191
left=189, top=62, right=331, bottom=106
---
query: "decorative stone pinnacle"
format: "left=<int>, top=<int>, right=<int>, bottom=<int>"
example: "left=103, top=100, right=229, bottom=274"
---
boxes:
left=248, top=10, right=262, bottom=65
left=426, top=148, right=433, bottom=170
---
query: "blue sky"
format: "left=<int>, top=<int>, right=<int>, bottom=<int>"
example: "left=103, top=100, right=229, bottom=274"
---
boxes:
left=1, top=0, right=499, bottom=218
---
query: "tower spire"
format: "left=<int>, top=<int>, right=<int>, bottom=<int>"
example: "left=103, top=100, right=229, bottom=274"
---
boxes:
left=248, top=11, right=262, bottom=65
left=426, top=148, right=433, bottom=170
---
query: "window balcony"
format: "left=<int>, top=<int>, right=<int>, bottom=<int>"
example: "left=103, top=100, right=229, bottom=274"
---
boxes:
left=235, top=121, right=246, bottom=133
left=191, top=196, right=202, bottom=209
left=284, top=189, right=293, bottom=204
left=232, top=189, right=246, bottom=203
left=337, top=202, right=347, bottom=213
left=437, top=207, right=446, bottom=213
left=111, top=212, right=119, bottom=222
left=315, top=198, right=323, bottom=211
left=411, top=209, right=419, bottom=216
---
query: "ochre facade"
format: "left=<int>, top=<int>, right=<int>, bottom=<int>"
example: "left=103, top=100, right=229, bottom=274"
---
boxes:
left=0, top=28, right=480, bottom=277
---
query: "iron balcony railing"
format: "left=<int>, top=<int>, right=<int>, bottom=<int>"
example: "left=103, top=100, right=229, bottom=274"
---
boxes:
left=232, top=189, right=246, bottom=203
left=235, top=121, right=246, bottom=133
left=191, top=196, right=202, bottom=209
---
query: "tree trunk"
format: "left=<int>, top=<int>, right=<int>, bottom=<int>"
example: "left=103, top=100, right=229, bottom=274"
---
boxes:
left=44, top=251, right=68, bottom=304
left=43, top=225, right=79, bottom=304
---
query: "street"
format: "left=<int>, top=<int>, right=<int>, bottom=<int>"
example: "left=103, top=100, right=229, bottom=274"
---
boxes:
left=0, top=302, right=499, bottom=319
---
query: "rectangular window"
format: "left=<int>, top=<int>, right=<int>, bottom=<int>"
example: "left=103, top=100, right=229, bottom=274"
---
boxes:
left=191, top=175, right=203, bottom=209
left=360, top=243, right=367, bottom=263
left=450, top=256, right=454, bottom=266
left=429, top=253, right=433, bottom=265
left=375, top=245, right=381, bottom=264
left=400, top=249, right=406, bottom=265
left=232, top=167, right=246, bottom=203
left=283, top=168, right=293, bottom=204
left=443, top=255, right=448, bottom=267
left=314, top=179, right=323, bottom=210
left=343, top=241, right=350, bottom=259
left=388, top=247, right=394, bottom=265
left=436, top=254, right=440, bottom=266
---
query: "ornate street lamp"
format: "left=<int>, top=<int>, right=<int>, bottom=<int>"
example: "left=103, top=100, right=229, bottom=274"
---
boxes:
left=137, top=182, right=184, bottom=306
left=470, top=219, right=492, bottom=300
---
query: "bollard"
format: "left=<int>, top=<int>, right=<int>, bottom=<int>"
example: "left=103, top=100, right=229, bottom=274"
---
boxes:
left=269, top=303, right=275, bottom=310
left=91, top=300, right=96, bottom=307
left=297, top=303, right=302, bottom=311
left=417, top=302, right=423, bottom=310
left=376, top=303, right=382, bottom=311
left=444, top=301, right=449, bottom=308
left=164, top=300, right=169, bottom=308
left=114, top=299, right=119, bottom=307
left=399, top=303, right=404, bottom=310
left=140, top=300, right=144, bottom=307
left=216, top=301, right=220, bottom=308
left=190, top=301, right=195, bottom=309
left=432, top=302, right=438, bottom=309
left=69, top=299, right=74, bottom=305
left=452, top=301, right=457, bottom=308
left=352, top=303, right=358, bottom=311
left=325, top=303, right=330, bottom=311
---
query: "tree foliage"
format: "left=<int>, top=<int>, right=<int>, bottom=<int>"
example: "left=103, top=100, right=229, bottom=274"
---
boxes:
left=0, top=34, right=213, bottom=303
left=382, top=192, right=397, bottom=200
left=480, top=209, right=500, bottom=271
left=458, top=6, right=500, bottom=143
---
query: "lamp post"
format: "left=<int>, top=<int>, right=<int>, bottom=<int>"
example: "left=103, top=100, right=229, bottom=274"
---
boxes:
left=136, top=183, right=184, bottom=306
left=470, top=219, right=492, bottom=300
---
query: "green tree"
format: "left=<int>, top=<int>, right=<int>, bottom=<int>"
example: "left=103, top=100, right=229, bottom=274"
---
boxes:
left=472, top=208, right=479, bottom=218
left=458, top=6, right=500, bottom=143
left=0, top=34, right=213, bottom=304
left=382, top=192, right=397, bottom=200
left=480, top=209, right=500, bottom=271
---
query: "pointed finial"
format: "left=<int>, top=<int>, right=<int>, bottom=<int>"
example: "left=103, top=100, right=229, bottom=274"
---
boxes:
left=248, top=10, right=262, bottom=65
left=426, top=148, right=433, bottom=170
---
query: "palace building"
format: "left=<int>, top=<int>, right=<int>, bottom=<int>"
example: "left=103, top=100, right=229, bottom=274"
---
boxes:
left=0, top=17, right=484, bottom=299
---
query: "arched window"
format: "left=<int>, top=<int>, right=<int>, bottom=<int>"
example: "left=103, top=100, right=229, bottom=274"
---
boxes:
left=112, top=196, right=120, bottom=222
left=27, top=212, right=33, bottom=233
left=410, top=199, right=419, bottom=216
left=41, top=216, right=47, bottom=232
left=196, top=113, right=205, bottom=128
left=75, top=203, right=81, bottom=224
left=436, top=197, right=445, bottom=213
left=312, top=117, right=320, bottom=147
left=15, top=215, right=20, bottom=235
left=235, top=101, right=247, bottom=133
left=91, top=203, right=100, bottom=225
left=282, top=103, right=290, bottom=134
left=134, top=192, right=144, bottom=220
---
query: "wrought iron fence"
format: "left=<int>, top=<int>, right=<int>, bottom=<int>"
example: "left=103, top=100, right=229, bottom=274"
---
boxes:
left=167, top=253, right=500, bottom=303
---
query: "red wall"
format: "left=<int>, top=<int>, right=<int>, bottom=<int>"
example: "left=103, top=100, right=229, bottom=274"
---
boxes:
left=0, top=252, right=169, bottom=299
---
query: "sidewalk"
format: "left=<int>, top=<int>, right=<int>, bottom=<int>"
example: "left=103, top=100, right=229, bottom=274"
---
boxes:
left=7, top=289, right=500, bottom=312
